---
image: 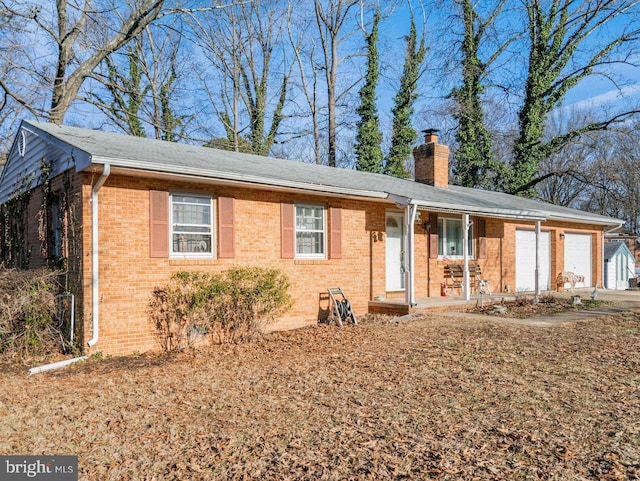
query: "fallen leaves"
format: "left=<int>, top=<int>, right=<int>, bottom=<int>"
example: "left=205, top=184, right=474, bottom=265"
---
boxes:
left=1, top=312, right=639, bottom=480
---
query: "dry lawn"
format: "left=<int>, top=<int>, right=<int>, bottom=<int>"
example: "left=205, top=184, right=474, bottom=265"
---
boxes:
left=1, top=312, right=639, bottom=480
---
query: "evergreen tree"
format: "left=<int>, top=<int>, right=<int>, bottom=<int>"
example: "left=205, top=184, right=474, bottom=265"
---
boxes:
left=384, top=16, right=426, bottom=178
left=355, top=12, right=383, bottom=173
left=450, top=0, right=505, bottom=189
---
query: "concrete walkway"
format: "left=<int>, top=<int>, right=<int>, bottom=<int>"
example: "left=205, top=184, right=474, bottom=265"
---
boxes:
left=435, top=288, right=640, bottom=327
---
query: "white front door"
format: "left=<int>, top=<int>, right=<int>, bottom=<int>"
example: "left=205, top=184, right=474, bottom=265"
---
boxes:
left=386, top=212, right=405, bottom=291
left=564, top=233, right=592, bottom=287
left=516, top=229, right=551, bottom=292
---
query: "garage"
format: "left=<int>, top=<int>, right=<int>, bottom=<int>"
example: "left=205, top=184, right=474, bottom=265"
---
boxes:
left=563, top=233, right=592, bottom=287
left=516, top=229, right=551, bottom=292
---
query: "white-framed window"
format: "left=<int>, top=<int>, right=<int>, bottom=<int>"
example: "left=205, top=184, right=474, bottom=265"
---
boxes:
left=170, top=194, right=214, bottom=257
left=438, top=217, right=473, bottom=258
left=295, top=203, right=326, bottom=258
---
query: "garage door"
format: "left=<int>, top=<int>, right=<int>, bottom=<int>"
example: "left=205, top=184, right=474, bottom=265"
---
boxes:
left=564, top=233, right=592, bottom=287
left=516, top=230, right=550, bottom=291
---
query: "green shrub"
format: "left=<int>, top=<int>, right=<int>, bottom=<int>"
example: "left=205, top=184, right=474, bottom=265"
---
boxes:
left=209, top=266, right=292, bottom=344
left=148, top=267, right=292, bottom=352
left=148, top=271, right=226, bottom=352
left=0, top=267, right=65, bottom=359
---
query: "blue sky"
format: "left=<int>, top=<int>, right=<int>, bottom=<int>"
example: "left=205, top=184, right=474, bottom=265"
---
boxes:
left=59, top=0, right=639, bottom=150
left=384, top=1, right=640, bottom=117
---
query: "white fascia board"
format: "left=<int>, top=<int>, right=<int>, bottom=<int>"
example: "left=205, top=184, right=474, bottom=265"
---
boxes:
left=90, top=157, right=389, bottom=200
left=388, top=194, right=547, bottom=221
left=21, top=122, right=92, bottom=170
left=545, top=213, right=624, bottom=227
left=0, top=123, right=38, bottom=190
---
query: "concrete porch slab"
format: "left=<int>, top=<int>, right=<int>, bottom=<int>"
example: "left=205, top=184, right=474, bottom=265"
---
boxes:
left=368, top=288, right=640, bottom=318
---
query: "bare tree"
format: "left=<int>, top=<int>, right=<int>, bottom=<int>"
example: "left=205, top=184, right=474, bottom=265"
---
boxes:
left=313, top=0, right=361, bottom=167
left=617, top=126, right=640, bottom=232
left=579, top=139, right=624, bottom=216
left=536, top=146, right=591, bottom=207
left=0, top=0, right=180, bottom=124
left=535, top=109, right=599, bottom=206
left=0, top=8, right=27, bottom=156
left=287, top=3, right=324, bottom=164
left=88, top=20, right=193, bottom=141
left=585, top=126, right=640, bottom=232
left=190, top=1, right=292, bottom=156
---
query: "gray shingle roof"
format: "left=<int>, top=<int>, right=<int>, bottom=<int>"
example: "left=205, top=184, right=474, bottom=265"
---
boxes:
left=19, top=120, right=623, bottom=226
left=604, top=241, right=631, bottom=259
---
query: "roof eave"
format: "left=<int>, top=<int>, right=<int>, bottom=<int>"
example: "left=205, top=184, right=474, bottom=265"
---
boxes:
left=388, top=194, right=547, bottom=221
left=545, top=214, right=624, bottom=227
left=89, top=158, right=389, bottom=201
left=22, top=120, right=92, bottom=169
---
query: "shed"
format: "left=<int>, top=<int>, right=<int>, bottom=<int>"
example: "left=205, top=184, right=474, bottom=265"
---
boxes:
left=604, top=241, right=635, bottom=290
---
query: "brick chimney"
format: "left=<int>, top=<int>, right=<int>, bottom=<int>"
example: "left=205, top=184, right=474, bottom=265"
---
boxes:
left=413, top=129, right=450, bottom=187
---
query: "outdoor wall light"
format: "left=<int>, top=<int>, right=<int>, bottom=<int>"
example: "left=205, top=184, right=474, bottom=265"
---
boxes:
left=560, top=233, right=565, bottom=239
left=423, top=221, right=431, bottom=232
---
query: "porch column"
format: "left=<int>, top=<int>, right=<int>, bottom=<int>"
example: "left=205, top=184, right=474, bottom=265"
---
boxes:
left=535, top=220, right=541, bottom=296
left=405, top=204, right=418, bottom=307
left=463, top=213, right=470, bottom=301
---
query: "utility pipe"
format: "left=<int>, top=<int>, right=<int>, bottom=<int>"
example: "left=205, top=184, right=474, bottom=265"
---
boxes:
left=409, top=204, right=418, bottom=307
left=28, top=356, right=88, bottom=375
left=88, top=164, right=110, bottom=347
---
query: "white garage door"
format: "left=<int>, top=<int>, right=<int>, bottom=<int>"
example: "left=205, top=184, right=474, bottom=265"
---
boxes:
left=564, top=233, right=592, bottom=287
left=516, top=230, right=551, bottom=292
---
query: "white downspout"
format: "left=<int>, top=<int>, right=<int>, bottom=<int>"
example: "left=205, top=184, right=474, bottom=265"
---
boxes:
left=28, top=356, right=88, bottom=375
left=463, top=214, right=470, bottom=301
left=87, top=164, right=110, bottom=348
left=535, top=220, right=541, bottom=296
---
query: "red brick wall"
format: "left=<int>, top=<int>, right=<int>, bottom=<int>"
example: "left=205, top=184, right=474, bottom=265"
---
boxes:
left=420, top=215, right=604, bottom=297
left=1, top=172, right=86, bottom=345
left=78, top=174, right=396, bottom=355
left=413, top=141, right=450, bottom=187
left=78, top=176, right=606, bottom=355
left=9, top=171, right=606, bottom=356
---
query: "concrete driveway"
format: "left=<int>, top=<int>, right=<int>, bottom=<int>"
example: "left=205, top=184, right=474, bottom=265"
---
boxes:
left=437, top=288, right=640, bottom=327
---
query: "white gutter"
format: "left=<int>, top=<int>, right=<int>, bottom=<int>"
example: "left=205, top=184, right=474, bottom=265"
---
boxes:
left=387, top=194, right=547, bottom=221
left=91, top=158, right=388, bottom=201
left=28, top=356, right=88, bottom=375
left=546, top=213, right=625, bottom=226
left=87, top=164, right=110, bottom=347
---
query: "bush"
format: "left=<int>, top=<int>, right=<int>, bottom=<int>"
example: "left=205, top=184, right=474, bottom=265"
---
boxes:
left=149, top=267, right=292, bottom=352
left=148, top=271, right=226, bottom=352
left=0, top=267, right=66, bottom=359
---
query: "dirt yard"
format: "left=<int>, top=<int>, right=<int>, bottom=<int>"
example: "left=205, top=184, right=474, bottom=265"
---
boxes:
left=1, top=311, right=639, bottom=480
